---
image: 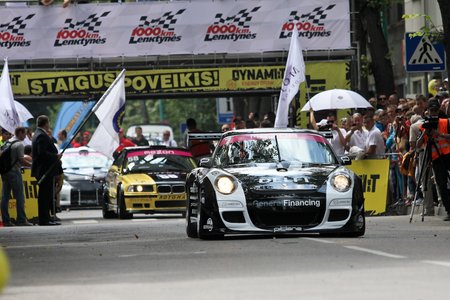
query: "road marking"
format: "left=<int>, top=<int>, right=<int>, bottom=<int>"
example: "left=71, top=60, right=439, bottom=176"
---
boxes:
left=422, top=260, right=450, bottom=268
left=344, top=246, right=407, bottom=259
left=72, top=220, right=99, bottom=224
left=302, top=237, right=336, bottom=244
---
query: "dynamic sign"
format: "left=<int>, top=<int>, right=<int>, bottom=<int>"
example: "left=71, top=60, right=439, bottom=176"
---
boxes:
left=0, top=0, right=350, bottom=60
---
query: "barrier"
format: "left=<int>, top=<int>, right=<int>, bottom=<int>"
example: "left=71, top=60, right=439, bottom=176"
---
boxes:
left=0, top=169, right=39, bottom=224
left=347, top=158, right=390, bottom=216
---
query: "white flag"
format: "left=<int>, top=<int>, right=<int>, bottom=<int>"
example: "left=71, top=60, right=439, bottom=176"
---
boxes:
left=0, top=58, right=21, bottom=133
left=274, top=26, right=305, bottom=128
left=88, top=71, right=126, bottom=158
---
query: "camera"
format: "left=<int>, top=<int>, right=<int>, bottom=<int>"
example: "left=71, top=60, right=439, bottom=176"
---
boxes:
left=319, top=120, right=334, bottom=131
left=422, top=115, right=439, bottom=130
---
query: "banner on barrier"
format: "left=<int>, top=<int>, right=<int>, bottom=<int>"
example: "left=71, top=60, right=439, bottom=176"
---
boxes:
left=1, top=169, right=39, bottom=224
left=0, top=0, right=350, bottom=60
left=10, top=62, right=349, bottom=97
left=347, top=159, right=390, bottom=216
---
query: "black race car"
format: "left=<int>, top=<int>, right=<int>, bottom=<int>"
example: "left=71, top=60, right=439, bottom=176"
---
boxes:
left=185, top=128, right=365, bottom=239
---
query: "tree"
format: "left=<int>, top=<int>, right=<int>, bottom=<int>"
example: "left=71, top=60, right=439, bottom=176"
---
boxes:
left=355, top=0, right=396, bottom=97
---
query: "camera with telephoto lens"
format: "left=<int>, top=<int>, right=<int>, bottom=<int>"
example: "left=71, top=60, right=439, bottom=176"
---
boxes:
left=422, top=115, right=439, bottom=130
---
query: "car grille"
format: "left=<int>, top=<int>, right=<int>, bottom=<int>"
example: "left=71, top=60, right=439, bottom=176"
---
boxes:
left=245, top=189, right=326, bottom=229
left=157, top=184, right=185, bottom=194
left=70, top=189, right=101, bottom=206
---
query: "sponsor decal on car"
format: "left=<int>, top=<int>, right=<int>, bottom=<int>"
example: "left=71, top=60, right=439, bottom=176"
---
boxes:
left=252, top=199, right=321, bottom=208
left=156, top=194, right=186, bottom=200
left=273, top=226, right=303, bottom=233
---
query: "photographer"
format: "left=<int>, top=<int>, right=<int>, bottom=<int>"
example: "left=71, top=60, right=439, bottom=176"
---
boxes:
left=418, top=98, right=450, bottom=221
left=309, top=109, right=347, bottom=155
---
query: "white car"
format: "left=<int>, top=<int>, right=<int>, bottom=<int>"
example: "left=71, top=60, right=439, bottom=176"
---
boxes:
left=60, top=147, right=112, bottom=208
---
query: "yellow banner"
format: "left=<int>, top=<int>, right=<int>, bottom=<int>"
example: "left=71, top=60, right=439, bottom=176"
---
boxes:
left=10, top=62, right=349, bottom=97
left=347, top=159, right=390, bottom=216
left=1, top=169, right=39, bottom=224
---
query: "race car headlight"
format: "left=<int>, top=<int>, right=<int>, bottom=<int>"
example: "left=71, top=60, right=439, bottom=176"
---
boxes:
left=331, top=174, right=351, bottom=192
left=127, top=185, right=144, bottom=192
left=215, top=176, right=236, bottom=195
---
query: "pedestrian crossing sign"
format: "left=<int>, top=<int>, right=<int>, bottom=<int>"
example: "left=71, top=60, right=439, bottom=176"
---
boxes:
left=405, top=33, right=446, bottom=72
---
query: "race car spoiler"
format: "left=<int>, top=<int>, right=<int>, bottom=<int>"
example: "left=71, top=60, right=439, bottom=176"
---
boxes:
left=186, top=132, right=223, bottom=143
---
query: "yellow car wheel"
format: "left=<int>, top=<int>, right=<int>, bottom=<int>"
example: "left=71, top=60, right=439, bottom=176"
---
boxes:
left=0, top=248, right=10, bottom=293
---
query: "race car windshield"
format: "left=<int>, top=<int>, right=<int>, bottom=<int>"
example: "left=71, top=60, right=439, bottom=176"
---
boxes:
left=124, top=151, right=196, bottom=173
left=214, top=133, right=338, bottom=167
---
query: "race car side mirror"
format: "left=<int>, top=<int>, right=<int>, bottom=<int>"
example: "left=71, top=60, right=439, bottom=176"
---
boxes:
left=340, top=156, right=352, bottom=166
left=199, top=157, right=213, bottom=168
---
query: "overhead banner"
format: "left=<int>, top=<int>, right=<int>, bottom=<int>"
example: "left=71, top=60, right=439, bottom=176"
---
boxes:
left=0, top=0, right=350, bottom=60
left=10, top=61, right=348, bottom=97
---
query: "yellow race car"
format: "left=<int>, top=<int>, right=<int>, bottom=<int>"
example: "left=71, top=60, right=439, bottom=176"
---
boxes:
left=102, top=146, right=197, bottom=219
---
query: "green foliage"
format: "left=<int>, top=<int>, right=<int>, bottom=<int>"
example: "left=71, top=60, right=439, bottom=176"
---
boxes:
left=360, top=55, right=372, bottom=78
left=403, top=13, right=444, bottom=43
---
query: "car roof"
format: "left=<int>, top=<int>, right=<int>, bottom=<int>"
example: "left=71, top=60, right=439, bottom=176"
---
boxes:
left=122, top=145, right=191, bottom=153
left=222, top=128, right=325, bottom=136
left=63, top=146, right=102, bottom=154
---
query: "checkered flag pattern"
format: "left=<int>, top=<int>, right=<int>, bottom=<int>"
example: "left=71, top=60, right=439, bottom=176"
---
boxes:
left=213, top=6, right=260, bottom=28
left=0, top=14, right=34, bottom=35
left=288, top=5, right=335, bottom=26
left=297, top=5, right=335, bottom=26
left=139, top=9, right=185, bottom=30
left=63, top=11, right=110, bottom=32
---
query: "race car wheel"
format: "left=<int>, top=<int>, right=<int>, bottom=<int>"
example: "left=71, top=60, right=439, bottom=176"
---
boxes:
left=118, top=189, right=133, bottom=219
left=197, top=186, right=224, bottom=240
left=341, top=207, right=365, bottom=237
left=102, top=191, right=117, bottom=219
left=186, top=185, right=198, bottom=238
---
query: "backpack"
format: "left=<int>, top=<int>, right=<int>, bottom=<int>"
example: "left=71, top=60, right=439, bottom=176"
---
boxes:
left=0, top=140, right=19, bottom=175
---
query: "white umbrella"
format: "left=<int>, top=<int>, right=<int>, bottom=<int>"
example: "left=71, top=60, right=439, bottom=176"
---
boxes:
left=301, top=89, right=372, bottom=111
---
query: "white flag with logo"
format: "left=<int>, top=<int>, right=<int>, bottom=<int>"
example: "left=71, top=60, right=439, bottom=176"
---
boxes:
left=0, top=59, right=21, bottom=134
left=88, top=71, right=126, bottom=158
left=274, top=27, right=306, bottom=128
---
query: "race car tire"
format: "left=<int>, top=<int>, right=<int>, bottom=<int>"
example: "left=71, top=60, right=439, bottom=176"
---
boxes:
left=102, top=192, right=117, bottom=219
left=118, top=189, right=133, bottom=219
left=197, top=186, right=224, bottom=240
left=341, top=208, right=365, bottom=237
left=186, top=184, right=198, bottom=238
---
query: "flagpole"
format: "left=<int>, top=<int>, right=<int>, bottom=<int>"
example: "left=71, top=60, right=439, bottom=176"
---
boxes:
left=37, top=69, right=126, bottom=185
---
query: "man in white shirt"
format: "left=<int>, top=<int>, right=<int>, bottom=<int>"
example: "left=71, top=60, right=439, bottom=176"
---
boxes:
left=363, top=112, right=385, bottom=157
left=345, top=113, right=368, bottom=153
left=162, top=130, right=177, bottom=147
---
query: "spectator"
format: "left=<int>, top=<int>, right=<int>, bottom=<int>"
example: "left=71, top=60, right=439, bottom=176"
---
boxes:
left=131, top=126, right=149, bottom=146
left=260, top=119, right=273, bottom=128
left=0, top=129, right=12, bottom=147
left=374, top=109, right=387, bottom=133
left=1, top=127, right=33, bottom=226
left=57, top=129, right=71, bottom=151
left=161, top=130, right=177, bottom=147
left=184, top=118, right=211, bottom=159
left=309, top=109, right=346, bottom=156
left=368, top=97, right=377, bottom=109
left=113, top=129, right=136, bottom=159
left=23, top=145, right=32, bottom=167
left=388, top=93, right=399, bottom=106
left=221, top=124, right=231, bottom=132
left=442, top=77, right=448, bottom=91
left=345, top=113, right=367, bottom=157
left=377, top=94, right=388, bottom=110
left=233, top=116, right=246, bottom=130
left=363, top=112, right=385, bottom=158
left=80, top=131, right=90, bottom=146
left=31, top=115, right=63, bottom=226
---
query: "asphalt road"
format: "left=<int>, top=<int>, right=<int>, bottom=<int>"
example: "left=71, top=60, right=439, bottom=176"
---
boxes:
left=1, top=210, right=450, bottom=300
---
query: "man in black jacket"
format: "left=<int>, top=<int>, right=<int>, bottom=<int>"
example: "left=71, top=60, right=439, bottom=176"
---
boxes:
left=31, top=115, right=63, bottom=226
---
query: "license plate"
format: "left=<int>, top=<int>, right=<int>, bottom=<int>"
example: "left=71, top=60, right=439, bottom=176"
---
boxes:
left=156, top=194, right=186, bottom=200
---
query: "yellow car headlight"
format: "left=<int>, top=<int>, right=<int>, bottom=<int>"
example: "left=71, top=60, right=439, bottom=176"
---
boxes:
left=331, top=174, right=351, bottom=192
left=127, top=185, right=144, bottom=192
left=215, top=176, right=236, bottom=195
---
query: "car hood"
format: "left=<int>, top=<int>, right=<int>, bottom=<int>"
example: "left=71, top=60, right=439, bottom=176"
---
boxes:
left=64, top=168, right=108, bottom=181
left=225, top=165, right=338, bottom=191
